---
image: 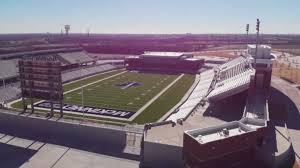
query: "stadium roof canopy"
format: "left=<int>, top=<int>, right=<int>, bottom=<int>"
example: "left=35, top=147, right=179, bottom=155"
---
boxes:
left=143, top=51, right=183, bottom=57
left=141, top=51, right=193, bottom=59
left=58, top=51, right=94, bottom=64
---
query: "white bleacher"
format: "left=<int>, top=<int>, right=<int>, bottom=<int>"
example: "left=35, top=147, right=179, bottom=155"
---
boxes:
left=0, top=84, right=21, bottom=103
left=58, top=51, right=94, bottom=64
left=218, top=56, right=251, bottom=82
left=0, top=60, right=19, bottom=80
left=62, top=64, right=117, bottom=83
left=167, top=69, right=215, bottom=122
left=207, top=56, right=253, bottom=101
left=208, top=69, right=254, bottom=101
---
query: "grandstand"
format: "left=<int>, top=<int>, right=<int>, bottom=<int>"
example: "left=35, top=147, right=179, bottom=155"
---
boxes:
left=62, top=64, right=117, bottom=83
left=125, top=52, right=204, bottom=74
left=167, top=69, right=215, bottom=122
left=0, top=47, right=82, bottom=60
left=0, top=84, right=20, bottom=103
left=208, top=69, right=254, bottom=101
left=58, top=51, right=94, bottom=65
left=0, top=59, right=19, bottom=86
left=166, top=55, right=254, bottom=122
left=143, top=45, right=277, bottom=168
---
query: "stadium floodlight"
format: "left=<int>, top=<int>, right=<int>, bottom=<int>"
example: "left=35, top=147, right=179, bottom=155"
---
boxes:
left=246, top=24, right=250, bottom=46
left=256, top=19, right=260, bottom=32
left=254, top=19, right=260, bottom=69
left=246, top=24, right=249, bottom=32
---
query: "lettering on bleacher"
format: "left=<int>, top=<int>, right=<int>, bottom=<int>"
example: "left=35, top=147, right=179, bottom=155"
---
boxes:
left=35, top=101, right=134, bottom=119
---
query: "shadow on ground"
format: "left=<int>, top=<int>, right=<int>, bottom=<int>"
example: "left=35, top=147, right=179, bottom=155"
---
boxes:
left=202, top=91, right=247, bottom=122
left=0, top=143, right=37, bottom=168
left=0, top=112, right=141, bottom=162
left=269, top=87, right=300, bottom=131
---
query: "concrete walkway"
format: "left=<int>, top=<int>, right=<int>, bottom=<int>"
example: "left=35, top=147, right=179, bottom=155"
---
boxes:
left=0, top=132, right=139, bottom=168
left=271, top=76, right=300, bottom=163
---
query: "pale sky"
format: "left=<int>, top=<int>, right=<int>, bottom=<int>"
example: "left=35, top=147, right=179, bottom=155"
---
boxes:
left=1, top=0, right=300, bottom=34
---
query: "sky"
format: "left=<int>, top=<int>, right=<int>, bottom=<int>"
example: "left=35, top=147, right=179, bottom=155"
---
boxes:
left=0, top=0, right=300, bottom=34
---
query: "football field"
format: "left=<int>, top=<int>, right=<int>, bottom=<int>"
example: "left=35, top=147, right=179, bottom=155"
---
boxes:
left=11, top=69, right=195, bottom=124
left=63, top=71, right=179, bottom=112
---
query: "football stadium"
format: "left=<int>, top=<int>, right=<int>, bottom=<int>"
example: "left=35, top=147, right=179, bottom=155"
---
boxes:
left=7, top=51, right=197, bottom=124
left=0, top=44, right=299, bottom=168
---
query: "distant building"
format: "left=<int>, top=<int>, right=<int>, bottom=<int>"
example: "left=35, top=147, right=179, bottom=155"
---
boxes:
left=125, top=52, right=204, bottom=74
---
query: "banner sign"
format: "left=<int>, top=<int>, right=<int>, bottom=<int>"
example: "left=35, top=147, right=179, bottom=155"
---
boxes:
left=35, top=101, right=135, bottom=119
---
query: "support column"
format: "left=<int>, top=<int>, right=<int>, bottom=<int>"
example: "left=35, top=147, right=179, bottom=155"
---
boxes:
left=30, top=97, right=34, bottom=114
left=22, top=97, right=27, bottom=113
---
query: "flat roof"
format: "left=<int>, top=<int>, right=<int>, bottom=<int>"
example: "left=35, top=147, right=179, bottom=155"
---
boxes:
left=142, top=52, right=184, bottom=57
left=144, top=104, right=229, bottom=146
left=185, top=121, right=254, bottom=144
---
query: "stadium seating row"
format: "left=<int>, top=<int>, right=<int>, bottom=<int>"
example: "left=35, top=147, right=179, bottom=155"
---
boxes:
left=167, top=69, right=215, bottom=122
left=58, top=51, right=94, bottom=64
left=0, top=59, right=19, bottom=80
left=0, top=84, right=21, bottom=103
left=62, top=64, right=117, bottom=83
left=208, top=69, right=254, bottom=100
left=167, top=56, right=255, bottom=122
left=218, top=56, right=251, bottom=82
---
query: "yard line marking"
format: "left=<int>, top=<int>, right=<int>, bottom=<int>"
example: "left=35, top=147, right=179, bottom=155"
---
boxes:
left=129, top=74, right=184, bottom=121
left=12, top=71, right=127, bottom=111
left=63, top=71, right=126, bottom=95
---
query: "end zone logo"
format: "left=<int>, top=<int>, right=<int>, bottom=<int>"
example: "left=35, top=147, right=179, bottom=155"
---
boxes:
left=35, top=101, right=135, bottom=119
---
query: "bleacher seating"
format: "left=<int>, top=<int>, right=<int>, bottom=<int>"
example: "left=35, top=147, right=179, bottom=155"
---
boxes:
left=0, top=59, right=19, bottom=80
left=0, top=84, right=21, bottom=103
left=208, top=69, right=254, bottom=101
left=62, top=64, right=117, bottom=83
left=167, top=69, right=215, bottom=122
left=167, top=56, right=256, bottom=122
left=58, top=51, right=94, bottom=64
left=207, top=56, right=254, bottom=101
left=218, top=56, right=251, bottom=82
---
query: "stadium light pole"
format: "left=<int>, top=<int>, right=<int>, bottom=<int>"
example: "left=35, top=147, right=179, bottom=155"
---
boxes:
left=246, top=24, right=249, bottom=46
left=254, top=19, right=260, bottom=69
left=81, top=67, right=84, bottom=108
left=76, top=60, right=84, bottom=108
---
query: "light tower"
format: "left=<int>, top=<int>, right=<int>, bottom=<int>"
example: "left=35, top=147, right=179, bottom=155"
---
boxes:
left=254, top=19, right=260, bottom=68
left=64, top=25, right=70, bottom=36
left=246, top=24, right=249, bottom=45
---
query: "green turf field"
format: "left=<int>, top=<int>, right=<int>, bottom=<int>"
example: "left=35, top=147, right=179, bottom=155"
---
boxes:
left=10, top=70, right=196, bottom=125
left=64, top=71, right=179, bottom=112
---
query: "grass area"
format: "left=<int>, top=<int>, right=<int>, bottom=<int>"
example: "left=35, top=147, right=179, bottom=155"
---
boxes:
left=272, top=61, right=300, bottom=84
left=11, top=70, right=124, bottom=109
left=64, top=71, right=178, bottom=112
left=9, top=70, right=196, bottom=125
left=133, top=74, right=195, bottom=124
left=63, top=69, right=124, bottom=91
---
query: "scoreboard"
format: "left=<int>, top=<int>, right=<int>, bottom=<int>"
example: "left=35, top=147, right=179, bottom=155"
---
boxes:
left=19, top=56, right=63, bottom=117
